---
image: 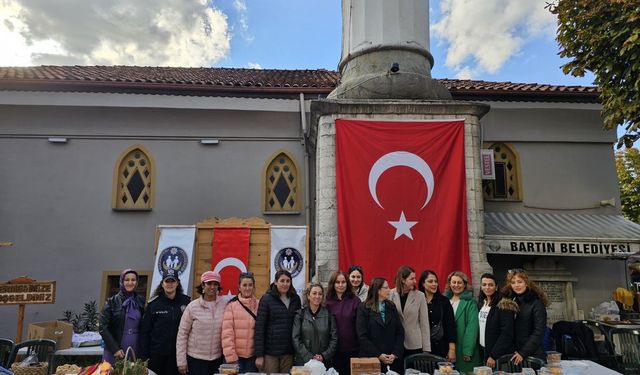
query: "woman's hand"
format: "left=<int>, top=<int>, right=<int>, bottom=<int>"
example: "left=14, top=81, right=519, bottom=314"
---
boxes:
left=446, top=348, right=456, bottom=363
left=313, top=354, right=324, bottom=362
left=486, top=356, right=496, bottom=368
left=511, top=351, right=523, bottom=365
left=114, top=350, right=125, bottom=360
left=463, top=355, right=471, bottom=362
left=255, top=357, right=264, bottom=370
left=178, top=365, right=188, bottom=375
left=378, top=354, right=395, bottom=365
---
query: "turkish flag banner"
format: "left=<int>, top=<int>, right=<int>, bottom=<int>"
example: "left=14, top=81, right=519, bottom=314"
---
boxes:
left=336, top=119, right=470, bottom=287
left=211, top=227, right=250, bottom=297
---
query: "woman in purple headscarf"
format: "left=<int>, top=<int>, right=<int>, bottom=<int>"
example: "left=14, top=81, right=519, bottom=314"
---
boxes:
left=99, top=269, right=146, bottom=363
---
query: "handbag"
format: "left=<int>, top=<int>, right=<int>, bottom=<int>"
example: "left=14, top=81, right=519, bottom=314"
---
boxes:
left=430, top=303, right=444, bottom=341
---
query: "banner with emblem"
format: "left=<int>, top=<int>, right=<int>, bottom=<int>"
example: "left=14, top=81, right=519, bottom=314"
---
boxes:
left=335, top=119, right=470, bottom=285
left=270, top=226, right=307, bottom=295
left=150, top=225, right=196, bottom=295
left=212, top=227, right=250, bottom=298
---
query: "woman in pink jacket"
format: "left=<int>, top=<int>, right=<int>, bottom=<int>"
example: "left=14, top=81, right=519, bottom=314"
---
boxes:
left=176, top=271, right=227, bottom=375
left=222, top=272, right=260, bottom=373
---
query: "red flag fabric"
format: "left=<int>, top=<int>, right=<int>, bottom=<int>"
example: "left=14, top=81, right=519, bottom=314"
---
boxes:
left=336, top=119, right=470, bottom=287
left=211, top=228, right=250, bottom=297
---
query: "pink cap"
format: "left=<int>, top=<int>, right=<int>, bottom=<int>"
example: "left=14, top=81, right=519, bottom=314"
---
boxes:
left=201, top=271, right=221, bottom=284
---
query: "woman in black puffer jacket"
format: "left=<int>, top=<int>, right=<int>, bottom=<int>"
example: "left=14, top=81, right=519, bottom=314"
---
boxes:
left=254, top=270, right=302, bottom=374
left=99, top=269, right=146, bottom=364
left=501, top=269, right=549, bottom=365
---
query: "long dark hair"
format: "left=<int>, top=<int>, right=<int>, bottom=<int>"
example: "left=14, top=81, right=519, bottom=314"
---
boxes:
left=270, top=269, right=297, bottom=299
left=477, top=273, right=502, bottom=308
left=153, top=280, right=184, bottom=297
left=418, top=269, right=440, bottom=295
left=348, top=265, right=365, bottom=294
left=326, top=271, right=355, bottom=300
left=394, top=265, right=415, bottom=294
left=364, top=277, right=390, bottom=312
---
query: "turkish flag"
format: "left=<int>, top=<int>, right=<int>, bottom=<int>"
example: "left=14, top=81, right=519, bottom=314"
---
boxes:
left=336, top=119, right=470, bottom=287
left=211, top=228, right=250, bottom=297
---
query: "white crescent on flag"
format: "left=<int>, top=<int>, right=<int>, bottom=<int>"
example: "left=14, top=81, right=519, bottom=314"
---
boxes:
left=368, top=151, right=435, bottom=210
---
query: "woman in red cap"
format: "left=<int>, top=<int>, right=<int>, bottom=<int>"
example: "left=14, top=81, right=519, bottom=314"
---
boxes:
left=176, top=271, right=228, bottom=375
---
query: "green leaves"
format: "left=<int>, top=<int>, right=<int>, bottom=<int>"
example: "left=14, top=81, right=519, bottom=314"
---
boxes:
left=616, top=147, right=640, bottom=223
left=548, top=0, right=640, bottom=148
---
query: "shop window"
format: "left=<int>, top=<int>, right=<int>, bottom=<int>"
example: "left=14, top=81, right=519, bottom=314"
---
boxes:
left=263, top=150, right=300, bottom=213
left=483, top=143, right=522, bottom=201
left=112, top=145, right=155, bottom=210
left=99, top=271, right=151, bottom=306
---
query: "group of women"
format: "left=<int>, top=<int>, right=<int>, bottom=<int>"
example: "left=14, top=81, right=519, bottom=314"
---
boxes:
left=99, top=266, right=549, bottom=375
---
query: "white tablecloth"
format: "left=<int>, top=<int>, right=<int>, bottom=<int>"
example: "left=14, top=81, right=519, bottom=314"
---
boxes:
left=560, top=360, right=622, bottom=375
left=18, top=346, right=103, bottom=356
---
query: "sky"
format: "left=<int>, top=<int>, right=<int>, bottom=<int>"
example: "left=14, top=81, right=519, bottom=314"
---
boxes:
left=0, top=0, right=596, bottom=87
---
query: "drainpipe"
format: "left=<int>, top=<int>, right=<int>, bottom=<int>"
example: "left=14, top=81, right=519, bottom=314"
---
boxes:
left=299, top=93, right=313, bottom=278
left=299, top=93, right=311, bottom=228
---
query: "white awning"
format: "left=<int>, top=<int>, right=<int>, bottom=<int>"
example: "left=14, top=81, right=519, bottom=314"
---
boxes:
left=484, top=212, right=640, bottom=258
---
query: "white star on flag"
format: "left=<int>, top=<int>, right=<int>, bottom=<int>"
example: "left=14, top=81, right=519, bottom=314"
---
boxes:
left=388, top=211, right=418, bottom=240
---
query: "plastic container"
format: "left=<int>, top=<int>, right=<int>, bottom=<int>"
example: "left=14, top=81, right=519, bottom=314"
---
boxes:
left=546, top=350, right=562, bottom=365
left=217, top=364, right=239, bottom=375
left=290, top=366, right=311, bottom=375
left=436, top=362, right=454, bottom=373
left=471, top=366, right=491, bottom=375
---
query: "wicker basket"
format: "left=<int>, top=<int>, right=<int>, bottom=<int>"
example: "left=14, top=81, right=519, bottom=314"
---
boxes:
left=113, top=347, right=148, bottom=375
left=11, top=362, right=49, bottom=375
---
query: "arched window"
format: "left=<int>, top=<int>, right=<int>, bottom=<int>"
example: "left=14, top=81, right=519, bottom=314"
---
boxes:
left=263, top=150, right=300, bottom=213
left=112, top=145, right=155, bottom=210
left=483, top=143, right=521, bottom=201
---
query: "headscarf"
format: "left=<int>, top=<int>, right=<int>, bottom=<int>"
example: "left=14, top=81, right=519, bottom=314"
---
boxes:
left=120, top=269, right=139, bottom=319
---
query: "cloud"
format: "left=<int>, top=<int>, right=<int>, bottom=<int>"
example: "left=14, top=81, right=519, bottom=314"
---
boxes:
left=247, top=62, right=262, bottom=69
left=432, top=0, right=556, bottom=79
left=232, top=0, right=253, bottom=42
left=0, top=0, right=231, bottom=66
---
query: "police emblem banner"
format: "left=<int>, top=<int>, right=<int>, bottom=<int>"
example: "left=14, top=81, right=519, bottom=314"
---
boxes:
left=270, top=226, right=307, bottom=295
left=212, top=227, right=250, bottom=298
left=335, top=119, right=470, bottom=286
left=151, top=226, right=196, bottom=294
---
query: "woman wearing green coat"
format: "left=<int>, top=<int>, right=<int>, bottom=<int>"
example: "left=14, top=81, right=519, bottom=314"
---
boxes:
left=444, top=271, right=481, bottom=374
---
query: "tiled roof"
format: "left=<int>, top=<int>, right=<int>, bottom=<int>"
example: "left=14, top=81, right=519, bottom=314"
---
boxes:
left=0, top=65, right=600, bottom=102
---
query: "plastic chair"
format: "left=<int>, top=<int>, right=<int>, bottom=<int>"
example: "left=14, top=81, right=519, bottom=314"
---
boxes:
left=495, top=353, right=545, bottom=372
left=608, top=328, right=640, bottom=375
left=403, top=353, right=447, bottom=374
left=7, top=339, right=56, bottom=375
left=0, top=338, right=15, bottom=368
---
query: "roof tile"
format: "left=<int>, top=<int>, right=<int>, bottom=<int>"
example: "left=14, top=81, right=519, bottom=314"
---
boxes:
left=0, top=66, right=600, bottom=101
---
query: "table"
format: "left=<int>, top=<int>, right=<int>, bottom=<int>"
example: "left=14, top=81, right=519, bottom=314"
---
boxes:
left=53, top=346, right=103, bottom=356
left=561, top=360, right=623, bottom=374
left=18, top=345, right=103, bottom=356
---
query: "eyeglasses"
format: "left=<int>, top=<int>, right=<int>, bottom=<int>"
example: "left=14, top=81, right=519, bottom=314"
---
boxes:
left=240, top=272, right=254, bottom=278
left=508, top=268, right=525, bottom=274
left=348, top=265, right=363, bottom=273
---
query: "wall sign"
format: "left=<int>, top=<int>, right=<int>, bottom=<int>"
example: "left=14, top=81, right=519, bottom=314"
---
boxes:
left=0, top=280, right=56, bottom=305
left=485, top=238, right=639, bottom=257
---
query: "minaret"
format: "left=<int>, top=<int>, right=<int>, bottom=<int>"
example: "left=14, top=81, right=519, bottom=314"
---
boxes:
left=311, top=0, right=491, bottom=286
left=329, top=0, right=451, bottom=100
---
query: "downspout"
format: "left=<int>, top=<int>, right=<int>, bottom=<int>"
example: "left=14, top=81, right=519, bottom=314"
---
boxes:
left=299, top=93, right=311, bottom=228
left=299, top=92, right=312, bottom=278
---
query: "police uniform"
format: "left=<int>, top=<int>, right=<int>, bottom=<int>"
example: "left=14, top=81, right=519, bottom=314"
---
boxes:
left=139, top=270, right=191, bottom=375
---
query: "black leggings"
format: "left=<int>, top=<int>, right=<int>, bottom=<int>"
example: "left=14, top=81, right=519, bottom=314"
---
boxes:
left=186, top=355, right=224, bottom=375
